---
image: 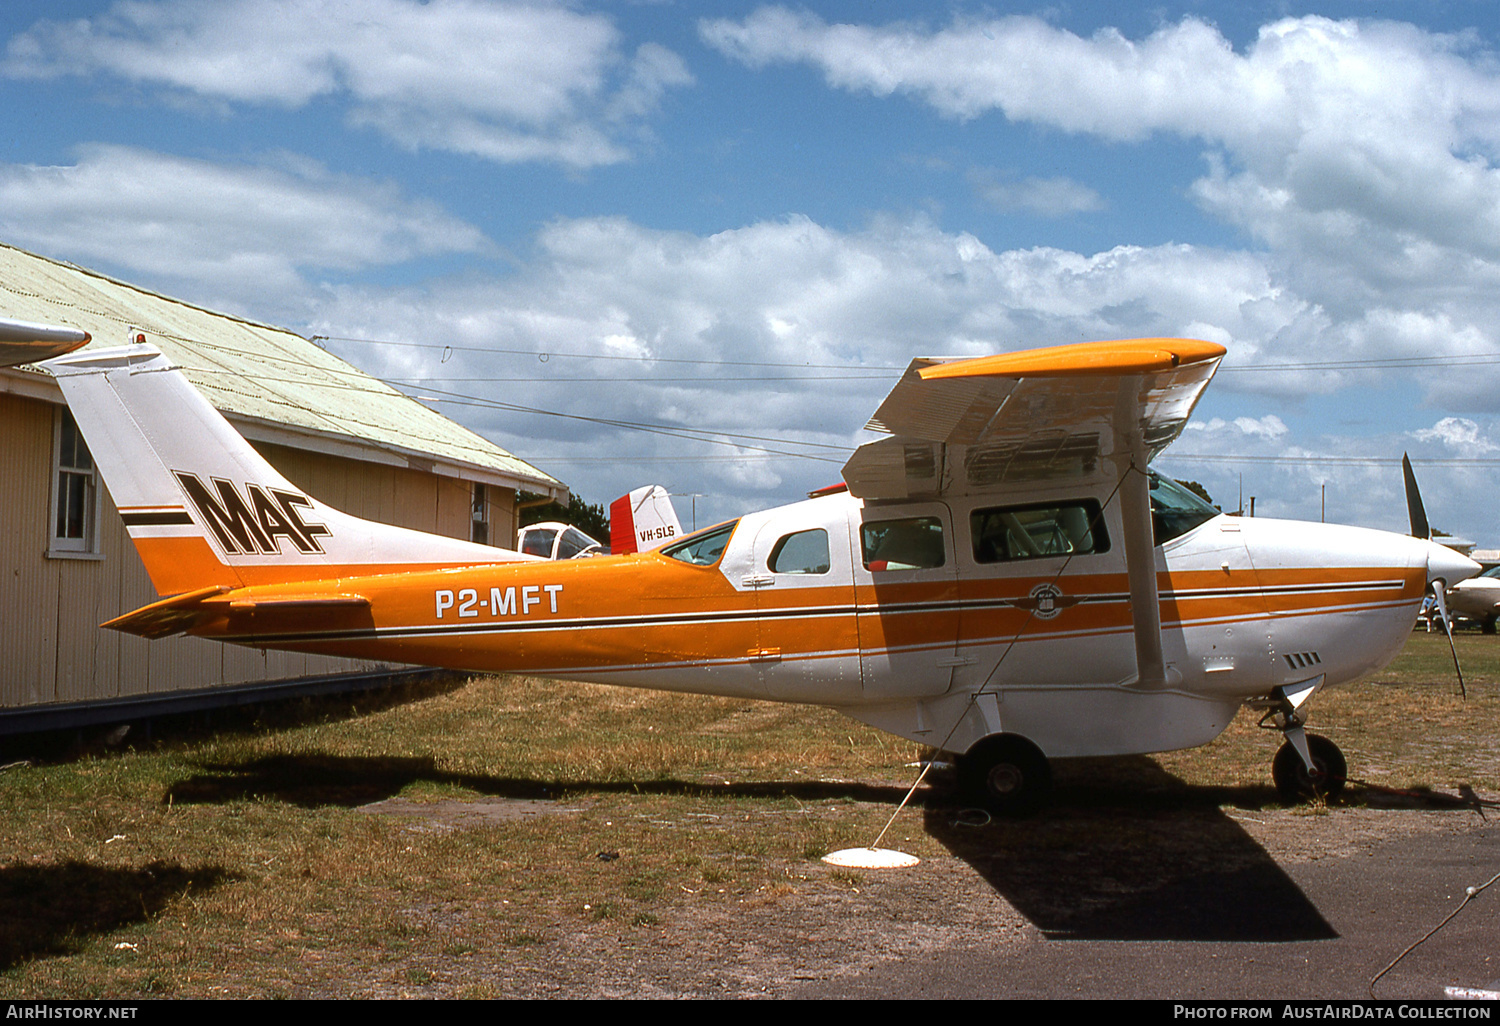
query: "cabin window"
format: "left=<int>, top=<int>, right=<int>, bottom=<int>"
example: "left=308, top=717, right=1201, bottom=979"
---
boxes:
left=662, top=520, right=738, bottom=566
left=769, top=529, right=830, bottom=575
left=49, top=407, right=101, bottom=557
left=520, top=526, right=556, bottom=557
left=1150, top=474, right=1219, bottom=544
left=861, top=517, right=945, bottom=571
left=971, top=500, right=1108, bottom=563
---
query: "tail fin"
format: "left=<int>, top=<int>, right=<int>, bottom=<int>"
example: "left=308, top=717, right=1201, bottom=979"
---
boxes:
left=609, top=485, right=682, bottom=554
left=45, top=344, right=524, bottom=596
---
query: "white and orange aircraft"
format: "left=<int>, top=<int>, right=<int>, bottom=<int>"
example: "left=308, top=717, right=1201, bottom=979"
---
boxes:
left=44, top=337, right=1479, bottom=813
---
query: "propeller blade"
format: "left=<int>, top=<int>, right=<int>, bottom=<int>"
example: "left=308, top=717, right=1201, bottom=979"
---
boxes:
left=1430, top=579, right=1467, bottom=700
left=1403, top=453, right=1431, bottom=540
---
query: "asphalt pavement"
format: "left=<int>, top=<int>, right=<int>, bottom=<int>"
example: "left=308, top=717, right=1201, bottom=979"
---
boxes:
left=790, top=810, right=1499, bottom=1000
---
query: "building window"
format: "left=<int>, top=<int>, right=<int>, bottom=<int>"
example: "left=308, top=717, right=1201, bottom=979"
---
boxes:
left=49, top=406, right=101, bottom=557
left=471, top=482, right=489, bottom=546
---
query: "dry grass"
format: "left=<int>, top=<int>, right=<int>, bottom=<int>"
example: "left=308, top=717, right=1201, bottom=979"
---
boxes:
left=0, top=631, right=1495, bottom=997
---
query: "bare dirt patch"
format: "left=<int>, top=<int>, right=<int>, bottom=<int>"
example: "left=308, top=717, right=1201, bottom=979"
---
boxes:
left=357, top=797, right=590, bottom=832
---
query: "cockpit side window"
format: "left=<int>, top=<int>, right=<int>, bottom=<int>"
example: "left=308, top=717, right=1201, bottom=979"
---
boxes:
left=971, top=500, right=1108, bottom=563
left=520, top=528, right=556, bottom=558
left=1150, top=474, right=1219, bottom=544
left=861, top=517, right=945, bottom=571
left=662, top=520, right=738, bottom=566
left=769, top=529, right=830, bottom=575
left=556, top=527, right=597, bottom=559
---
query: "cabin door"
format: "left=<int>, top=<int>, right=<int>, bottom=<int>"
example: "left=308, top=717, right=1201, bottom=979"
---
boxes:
left=850, top=502, right=961, bottom=700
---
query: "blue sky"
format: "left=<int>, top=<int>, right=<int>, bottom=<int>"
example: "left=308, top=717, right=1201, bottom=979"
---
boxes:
left=4, top=1, right=1500, bottom=542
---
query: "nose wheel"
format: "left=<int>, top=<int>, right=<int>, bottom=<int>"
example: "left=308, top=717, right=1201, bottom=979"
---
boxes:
left=1272, top=732, right=1346, bottom=803
left=1250, top=678, right=1346, bottom=804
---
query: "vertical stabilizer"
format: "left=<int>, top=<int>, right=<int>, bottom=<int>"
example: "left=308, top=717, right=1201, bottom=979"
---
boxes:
left=609, top=485, right=682, bottom=554
left=46, top=344, right=528, bottom=595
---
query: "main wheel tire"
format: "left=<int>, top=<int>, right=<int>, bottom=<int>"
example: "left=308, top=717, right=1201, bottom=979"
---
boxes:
left=1272, top=733, right=1347, bottom=804
left=958, top=734, right=1052, bottom=817
left=1483, top=615, right=1496, bottom=635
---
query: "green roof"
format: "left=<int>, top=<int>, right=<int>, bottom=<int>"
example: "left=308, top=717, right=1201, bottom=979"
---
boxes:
left=0, top=241, right=565, bottom=499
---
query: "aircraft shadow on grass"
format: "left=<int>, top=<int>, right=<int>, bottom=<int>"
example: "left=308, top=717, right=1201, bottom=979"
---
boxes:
left=0, top=861, right=239, bottom=969
left=163, top=752, right=919, bottom=808
left=163, top=751, right=1476, bottom=946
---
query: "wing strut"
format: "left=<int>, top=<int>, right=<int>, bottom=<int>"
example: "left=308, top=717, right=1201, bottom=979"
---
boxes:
left=1113, top=374, right=1166, bottom=688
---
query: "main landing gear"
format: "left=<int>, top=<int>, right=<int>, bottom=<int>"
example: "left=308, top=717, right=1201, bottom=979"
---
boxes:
left=1250, top=678, right=1347, bottom=804
left=957, top=733, right=1052, bottom=817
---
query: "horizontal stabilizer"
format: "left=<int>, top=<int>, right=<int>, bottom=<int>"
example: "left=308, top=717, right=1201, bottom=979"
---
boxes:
left=102, top=586, right=232, bottom=639
left=0, top=316, right=90, bottom=367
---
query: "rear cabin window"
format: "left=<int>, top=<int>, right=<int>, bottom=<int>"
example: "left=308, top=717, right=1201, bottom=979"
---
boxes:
left=971, top=500, right=1109, bottom=563
left=861, top=517, right=945, bottom=571
left=769, top=529, right=830, bottom=575
left=662, top=520, right=738, bottom=566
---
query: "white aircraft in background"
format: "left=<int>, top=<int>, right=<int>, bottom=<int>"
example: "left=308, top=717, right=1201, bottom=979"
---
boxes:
left=517, top=485, right=682, bottom=559
left=1443, top=567, right=1500, bottom=634
left=517, top=522, right=606, bottom=560
left=45, top=337, right=1478, bottom=814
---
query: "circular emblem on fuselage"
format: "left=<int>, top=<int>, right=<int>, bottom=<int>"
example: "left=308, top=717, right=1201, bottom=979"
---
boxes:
left=1028, top=583, right=1064, bottom=620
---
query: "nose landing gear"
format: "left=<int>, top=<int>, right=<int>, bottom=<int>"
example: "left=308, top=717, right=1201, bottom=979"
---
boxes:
left=1249, top=677, right=1347, bottom=804
left=1271, top=731, right=1347, bottom=803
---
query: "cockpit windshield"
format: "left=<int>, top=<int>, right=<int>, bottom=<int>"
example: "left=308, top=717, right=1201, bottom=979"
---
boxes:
left=661, top=520, right=738, bottom=566
left=1150, top=474, right=1219, bottom=544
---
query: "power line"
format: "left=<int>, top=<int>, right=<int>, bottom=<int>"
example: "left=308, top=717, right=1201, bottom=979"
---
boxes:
left=316, top=333, right=905, bottom=371
left=316, top=330, right=1500, bottom=375
left=1162, top=453, right=1500, bottom=467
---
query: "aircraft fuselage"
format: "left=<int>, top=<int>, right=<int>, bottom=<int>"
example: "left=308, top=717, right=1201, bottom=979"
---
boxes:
left=179, top=488, right=1456, bottom=760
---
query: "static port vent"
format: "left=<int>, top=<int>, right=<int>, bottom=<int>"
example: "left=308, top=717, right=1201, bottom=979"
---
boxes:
left=1283, top=651, right=1323, bottom=670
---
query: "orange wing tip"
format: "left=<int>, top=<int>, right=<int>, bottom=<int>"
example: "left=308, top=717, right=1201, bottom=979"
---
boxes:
left=919, top=338, right=1227, bottom=381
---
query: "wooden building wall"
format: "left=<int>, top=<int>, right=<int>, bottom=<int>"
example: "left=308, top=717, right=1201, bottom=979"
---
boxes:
left=0, top=393, right=518, bottom=711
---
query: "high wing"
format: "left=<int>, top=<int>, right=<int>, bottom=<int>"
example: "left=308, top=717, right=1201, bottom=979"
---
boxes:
left=843, top=338, right=1226, bottom=501
left=0, top=316, right=90, bottom=368
left=844, top=337, right=1227, bottom=689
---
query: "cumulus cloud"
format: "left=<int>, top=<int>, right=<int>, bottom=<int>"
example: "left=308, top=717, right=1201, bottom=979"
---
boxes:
left=702, top=9, right=1500, bottom=379
left=0, top=144, right=490, bottom=314
left=6, top=0, right=692, bottom=167
left=300, top=213, right=1328, bottom=519
left=1412, top=416, right=1500, bottom=453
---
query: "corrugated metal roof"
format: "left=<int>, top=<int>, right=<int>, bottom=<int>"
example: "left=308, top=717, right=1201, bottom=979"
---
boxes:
left=0, top=241, right=565, bottom=499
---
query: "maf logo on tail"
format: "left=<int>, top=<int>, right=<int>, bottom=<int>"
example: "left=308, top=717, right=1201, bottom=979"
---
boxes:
left=174, top=472, right=331, bottom=555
